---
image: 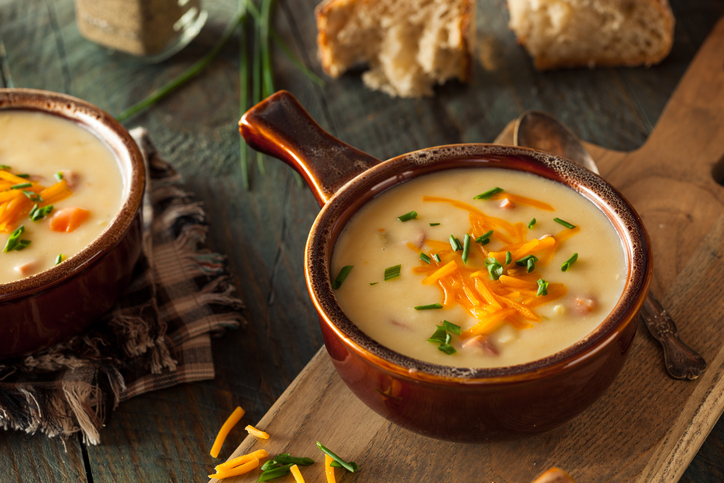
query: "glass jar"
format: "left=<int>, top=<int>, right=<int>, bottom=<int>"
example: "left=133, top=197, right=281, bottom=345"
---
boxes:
left=75, top=0, right=208, bottom=62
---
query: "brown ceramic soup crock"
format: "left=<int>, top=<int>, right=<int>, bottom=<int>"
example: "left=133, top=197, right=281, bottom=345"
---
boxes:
left=240, top=91, right=652, bottom=442
left=0, top=89, right=144, bottom=358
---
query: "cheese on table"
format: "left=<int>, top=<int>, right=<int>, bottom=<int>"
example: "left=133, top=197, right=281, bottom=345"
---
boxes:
left=331, top=168, right=627, bottom=368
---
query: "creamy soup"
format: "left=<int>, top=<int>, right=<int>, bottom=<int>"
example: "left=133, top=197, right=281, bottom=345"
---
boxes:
left=331, top=168, right=627, bottom=368
left=0, top=111, right=124, bottom=284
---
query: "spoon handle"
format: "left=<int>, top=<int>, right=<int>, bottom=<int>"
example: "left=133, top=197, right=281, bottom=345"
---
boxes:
left=641, top=291, right=707, bottom=380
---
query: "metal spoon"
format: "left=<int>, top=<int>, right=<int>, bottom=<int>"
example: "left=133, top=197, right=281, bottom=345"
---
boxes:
left=514, top=110, right=707, bottom=381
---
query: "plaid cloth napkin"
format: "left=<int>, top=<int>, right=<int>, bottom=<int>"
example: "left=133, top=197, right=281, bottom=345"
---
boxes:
left=0, top=128, right=243, bottom=444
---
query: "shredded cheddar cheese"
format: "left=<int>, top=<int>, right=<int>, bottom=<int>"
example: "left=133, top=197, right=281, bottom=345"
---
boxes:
left=324, top=454, right=336, bottom=483
left=290, top=464, right=305, bottom=483
left=0, top=170, right=73, bottom=233
left=208, top=457, right=259, bottom=479
left=215, top=449, right=269, bottom=472
left=245, top=425, right=270, bottom=439
left=210, top=406, right=245, bottom=458
left=415, top=196, right=573, bottom=339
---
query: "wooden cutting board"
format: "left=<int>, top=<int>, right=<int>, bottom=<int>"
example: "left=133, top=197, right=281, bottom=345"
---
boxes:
left=213, top=18, right=724, bottom=483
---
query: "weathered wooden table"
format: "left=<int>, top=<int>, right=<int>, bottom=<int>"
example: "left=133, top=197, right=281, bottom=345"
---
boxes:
left=1, top=0, right=722, bottom=481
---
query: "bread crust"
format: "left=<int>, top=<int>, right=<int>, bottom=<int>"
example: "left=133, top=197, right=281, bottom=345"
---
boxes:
left=315, top=0, right=475, bottom=95
left=508, top=0, right=675, bottom=70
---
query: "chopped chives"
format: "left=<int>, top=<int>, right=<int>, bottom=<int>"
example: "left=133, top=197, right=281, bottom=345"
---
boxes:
left=561, top=253, right=578, bottom=272
left=316, top=442, right=356, bottom=473
left=474, top=187, right=504, bottom=200
left=3, top=225, right=24, bottom=252
left=516, top=254, right=538, bottom=273
left=11, top=182, right=32, bottom=190
left=429, top=222, right=440, bottom=226
left=443, top=320, right=461, bottom=335
left=29, top=204, right=53, bottom=222
left=414, top=303, right=443, bottom=310
left=461, top=234, right=472, bottom=263
left=449, top=235, right=462, bottom=252
left=428, top=325, right=448, bottom=344
left=528, top=218, right=536, bottom=229
left=484, top=257, right=504, bottom=281
left=330, top=461, right=360, bottom=471
left=505, top=251, right=512, bottom=265
left=432, top=253, right=441, bottom=263
left=554, top=218, right=576, bottom=229
left=332, top=265, right=353, bottom=289
left=537, top=279, right=549, bottom=297
left=55, top=254, right=64, bottom=265
left=0, top=165, right=10, bottom=170
left=419, top=252, right=431, bottom=264
left=55, top=171, right=63, bottom=181
left=16, top=174, right=29, bottom=179
left=475, top=230, right=493, bottom=245
left=438, top=344, right=457, bottom=355
left=13, top=240, right=31, bottom=251
left=397, top=210, right=418, bottom=222
left=22, top=190, right=42, bottom=202
left=258, top=463, right=294, bottom=481
left=384, top=264, right=401, bottom=281
left=369, top=282, right=379, bottom=286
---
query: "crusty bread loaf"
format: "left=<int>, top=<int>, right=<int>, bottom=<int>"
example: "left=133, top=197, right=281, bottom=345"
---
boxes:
left=507, top=0, right=675, bottom=70
left=315, top=0, right=474, bottom=98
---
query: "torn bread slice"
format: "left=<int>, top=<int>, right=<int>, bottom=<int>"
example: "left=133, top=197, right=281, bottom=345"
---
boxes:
left=507, top=0, right=675, bottom=70
left=316, top=0, right=475, bottom=97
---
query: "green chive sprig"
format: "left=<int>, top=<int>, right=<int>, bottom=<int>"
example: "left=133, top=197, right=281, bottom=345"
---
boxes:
left=449, top=235, right=462, bottom=252
left=11, top=182, right=32, bottom=190
left=55, top=171, right=63, bottom=181
left=433, top=253, right=441, bottom=263
left=443, top=320, right=461, bottom=335
left=22, top=190, right=42, bottom=203
left=484, top=257, right=503, bottom=281
left=474, top=187, right=504, bottom=200
left=414, top=303, right=443, bottom=310
left=316, top=442, right=357, bottom=473
left=258, top=463, right=294, bottom=481
left=505, top=251, right=512, bottom=265
left=537, top=279, right=549, bottom=296
left=461, top=234, right=472, bottom=263
left=561, top=253, right=578, bottom=272
left=475, top=230, right=493, bottom=245
left=384, top=264, right=401, bottom=281
left=515, top=255, right=538, bottom=273
left=397, top=211, right=418, bottom=222
left=429, top=222, right=440, bottom=226
left=3, top=225, right=29, bottom=252
left=332, top=265, right=353, bottom=289
left=0, top=165, right=10, bottom=170
left=55, top=254, right=64, bottom=265
left=419, top=252, right=431, bottom=264
left=554, top=218, right=576, bottom=229
left=29, top=204, right=53, bottom=222
left=528, top=218, right=536, bottom=229
left=428, top=321, right=460, bottom=354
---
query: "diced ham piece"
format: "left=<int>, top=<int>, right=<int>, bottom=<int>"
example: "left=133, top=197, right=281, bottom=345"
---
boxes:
left=462, top=335, right=499, bottom=356
left=60, top=170, right=79, bottom=189
left=411, top=230, right=426, bottom=248
left=499, top=198, right=515, bottom=209
left=573, top=296, right=597, bottom=316
left=14, top=260, right=37, bottom=276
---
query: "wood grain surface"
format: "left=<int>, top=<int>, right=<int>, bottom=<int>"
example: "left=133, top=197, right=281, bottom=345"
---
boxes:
left=0, top=0, right=723, bottom=482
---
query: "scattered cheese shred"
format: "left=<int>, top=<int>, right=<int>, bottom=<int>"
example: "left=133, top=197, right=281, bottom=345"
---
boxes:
left=215, top=449, right=269, bottom=471
left=324, top=454, right=336, bottom=483
left=245, top=425, right=270, bottom=439
left=208, top=457, right=259, bottom=480
left=210, top=406, right=245, bottom=458
left=290, top=464, right=305, bottom=483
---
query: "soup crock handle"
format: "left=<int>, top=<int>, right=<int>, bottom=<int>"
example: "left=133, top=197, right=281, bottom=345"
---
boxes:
left=239, top=90, right=383, bottom=206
